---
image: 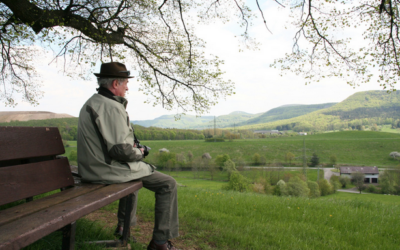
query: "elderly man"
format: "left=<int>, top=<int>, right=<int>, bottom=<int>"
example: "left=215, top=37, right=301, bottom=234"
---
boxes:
left=77, top=62, right=179, bottom=250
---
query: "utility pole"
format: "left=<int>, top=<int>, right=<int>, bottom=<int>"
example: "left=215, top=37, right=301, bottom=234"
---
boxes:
left=303, top=137, right=307, bottom=180
left=214, top=116, right=216, bottom=142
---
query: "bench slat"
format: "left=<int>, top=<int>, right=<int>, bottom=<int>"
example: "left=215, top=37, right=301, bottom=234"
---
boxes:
left=0, top=181, right=143, bottom=250
left=0, top=126, right=65, bottom=162
left=0, top=158, right=74, bottom=206
left=0, top=184, right=104, bottom=227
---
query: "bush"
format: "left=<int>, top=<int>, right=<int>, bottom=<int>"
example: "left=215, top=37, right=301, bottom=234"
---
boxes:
left=252, top=153, right=261, bottom=166
left=156, top=152, right=176, bottom=169
left=256, top=177, right=272, bottom=194
left=330, top=179, right=341, bottom=193
left=339, top=176, right=350, bottom=188
left=287, top=176, right=310, bottom=197
left=252, top=183, right=265, bottom=194
left=223, top=171, right=250, bottom=192
left=274, top=180, right=288, bottom=196
left=69, top=150, right=77, bottom=161
left=366, top=185, right=378, bottom=193
left=205, top=138, right=225, bottom=142
left=318, top=179, right=333, bottom=196
left=307, top=181, right=320, bottom=198
left=223, top=159, right=237, bottom=179
left=215, top=154, right=230, bottom=169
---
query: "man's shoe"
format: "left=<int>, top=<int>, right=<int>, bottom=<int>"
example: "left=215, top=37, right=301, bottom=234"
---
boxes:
left=114, top=225, right=123, bottom=236
left=114, top=226, right=137, bottom=243
left=147, top=239, right=179, bottom=250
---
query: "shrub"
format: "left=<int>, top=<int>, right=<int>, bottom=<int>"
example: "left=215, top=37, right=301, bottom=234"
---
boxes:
left=215, top=154, right=230, bottom=169
left=274, top=180, right=288, bottom=196
left=379, top=170, right=397, bottom=194
left=223, top=159, right=237, bottom=179
left=205, top=138, right=225, bottom=142
left=256, top=177, right=272, bottom=194
left=156, top=152, right=176, bottom=169
left=339, top=176, right=350, bottom=188
left=223, top=171, right=250, bottom=192
left=309, top=153, right=319, bottom=167
left=366, top=185, right=378, bottom=193
left=252, top=153, right=261, bottom=165
left=318, top=179, right=333, bottom=196
left=330, top=179, right=341, bottom=193
left=307, top=181, right=320, bottom=198
left=252, top=183, right=265, bottom=194
left=287, top=176, right=310, bottom=197
left=69, top=150, right=77, bottom=162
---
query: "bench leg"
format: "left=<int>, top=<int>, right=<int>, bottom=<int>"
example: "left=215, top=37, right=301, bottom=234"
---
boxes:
left=121, top=193, right=133, bottom=246
left=62, top=221, right=76, bottom=250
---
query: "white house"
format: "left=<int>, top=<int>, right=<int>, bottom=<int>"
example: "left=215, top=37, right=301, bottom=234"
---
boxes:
left=339, top=166, right=379, bottom=183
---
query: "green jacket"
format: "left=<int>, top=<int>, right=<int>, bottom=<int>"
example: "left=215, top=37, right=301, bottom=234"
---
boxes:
left=77, top=92, right=154, bottom=184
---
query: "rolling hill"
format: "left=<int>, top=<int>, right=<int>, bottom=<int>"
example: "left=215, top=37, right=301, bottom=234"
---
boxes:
left=132, top=111, right=262, bottom=129
left=235, top=103, right=337, bottom=126
left=234, top=90, right=400, bottom=132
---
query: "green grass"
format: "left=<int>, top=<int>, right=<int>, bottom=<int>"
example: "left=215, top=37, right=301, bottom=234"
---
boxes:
left=7, top=176, right=400, bottom=249
left=130, top=184, right=400, bottom=249
left=162, top=168, right=323, bottom=184
left=65, top=131, right=400, bottom=167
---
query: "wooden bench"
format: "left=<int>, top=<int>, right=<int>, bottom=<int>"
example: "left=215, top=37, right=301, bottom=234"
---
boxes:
left=0, top=126, right=142, bottom=249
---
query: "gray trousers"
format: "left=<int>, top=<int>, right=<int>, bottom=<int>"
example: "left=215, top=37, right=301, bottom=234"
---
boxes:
left=117, top=171, right=179, bottom=240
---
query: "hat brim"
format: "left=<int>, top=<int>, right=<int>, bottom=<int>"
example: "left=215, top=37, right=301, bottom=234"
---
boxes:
left=94, top=73, right=134, bottom=78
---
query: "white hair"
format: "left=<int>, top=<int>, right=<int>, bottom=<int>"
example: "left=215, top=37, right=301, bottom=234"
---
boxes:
left=97, top=78, right=126, bottom=88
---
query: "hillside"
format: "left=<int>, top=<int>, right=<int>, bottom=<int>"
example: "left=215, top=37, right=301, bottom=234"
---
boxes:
left=133, top=111, right=262, bottom=129
left=0, top=111, right=74, bottom=123
left=236, top=103, right=337, bottom=126
left=235, top=90, right=400, bottom=132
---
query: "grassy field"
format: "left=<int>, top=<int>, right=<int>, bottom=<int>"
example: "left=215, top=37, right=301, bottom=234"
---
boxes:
left=166, top=168, right=324, bottom=183
left=64, top=131, right=400, bottom=167
left=9, top=175, right=400, bottom=250
left=132, top=181, right=400, bottom=249
left=139, top=131, right=400, bottom=167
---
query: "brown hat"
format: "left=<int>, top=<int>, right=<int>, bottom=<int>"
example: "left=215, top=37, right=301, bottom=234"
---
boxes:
left=94, top=62, right=134, bottom=78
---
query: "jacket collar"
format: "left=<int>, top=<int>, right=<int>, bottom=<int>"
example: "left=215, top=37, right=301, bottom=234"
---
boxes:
left=97, top=87, right=128, bottom=108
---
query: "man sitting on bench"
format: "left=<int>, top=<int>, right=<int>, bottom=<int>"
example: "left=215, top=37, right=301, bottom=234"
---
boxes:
left=77, top=62, right=179, bottom=250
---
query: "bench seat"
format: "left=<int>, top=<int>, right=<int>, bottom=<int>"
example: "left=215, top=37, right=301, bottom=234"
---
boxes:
left=0, top=126, right=142, bottom=249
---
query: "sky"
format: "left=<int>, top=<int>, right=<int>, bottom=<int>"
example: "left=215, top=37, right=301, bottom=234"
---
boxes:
left=1, top=1, right=383, bottom=121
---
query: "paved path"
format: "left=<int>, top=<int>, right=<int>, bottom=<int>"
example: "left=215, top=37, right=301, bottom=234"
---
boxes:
left=337, top=187, right=364, bottom=194
left=323, top=168, right=339, bottom=181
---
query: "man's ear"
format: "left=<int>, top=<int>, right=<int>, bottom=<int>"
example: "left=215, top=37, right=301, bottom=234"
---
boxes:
left=111, top=80, right=119, bottom=89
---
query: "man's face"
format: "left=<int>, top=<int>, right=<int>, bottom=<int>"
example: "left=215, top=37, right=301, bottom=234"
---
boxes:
left=114, top=79, right=129, bottom=97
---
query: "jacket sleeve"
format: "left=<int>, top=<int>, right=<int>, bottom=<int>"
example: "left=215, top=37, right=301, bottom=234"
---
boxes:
left=96, top=107, right=143, bottom=162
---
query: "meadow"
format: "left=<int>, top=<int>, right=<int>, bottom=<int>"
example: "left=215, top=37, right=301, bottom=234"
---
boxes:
left=18, top=176, right=400, bottom=250
left=64, top=131, right=400, bottom=167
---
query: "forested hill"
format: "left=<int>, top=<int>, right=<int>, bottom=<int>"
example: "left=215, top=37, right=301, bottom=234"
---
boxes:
left=0, top=118, right=205, bottom=141
left=235, top=103, right=337, bottom=126
left=133, top=111, right=261, bottom=129
left=235, top=90, right=400, bottom=132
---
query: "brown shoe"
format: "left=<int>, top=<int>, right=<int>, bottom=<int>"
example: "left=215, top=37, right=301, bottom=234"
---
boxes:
left=147, top=239, right=179, bottom=250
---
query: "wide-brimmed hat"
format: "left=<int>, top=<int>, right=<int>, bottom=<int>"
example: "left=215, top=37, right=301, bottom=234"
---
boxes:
left=94, top=62, right=134, bottom=78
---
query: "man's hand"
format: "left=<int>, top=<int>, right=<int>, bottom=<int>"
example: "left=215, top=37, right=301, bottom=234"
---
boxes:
left=133, top=144, right=145, bottom=154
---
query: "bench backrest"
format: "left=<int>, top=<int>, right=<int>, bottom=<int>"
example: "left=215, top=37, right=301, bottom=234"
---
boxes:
left=0, top=127, right=74, bottom=206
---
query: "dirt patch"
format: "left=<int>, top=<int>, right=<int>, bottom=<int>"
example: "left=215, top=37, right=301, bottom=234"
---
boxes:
left=84, top=210, right=200, bottom=250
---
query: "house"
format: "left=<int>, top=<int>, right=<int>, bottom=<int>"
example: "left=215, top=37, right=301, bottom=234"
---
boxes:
left=298, top=132, right=307, bottom=136
left=339, top=166, right=379, bottom=183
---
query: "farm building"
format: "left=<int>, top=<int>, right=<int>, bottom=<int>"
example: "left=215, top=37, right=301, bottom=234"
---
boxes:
left=339, top=166, right=379, bottom=183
